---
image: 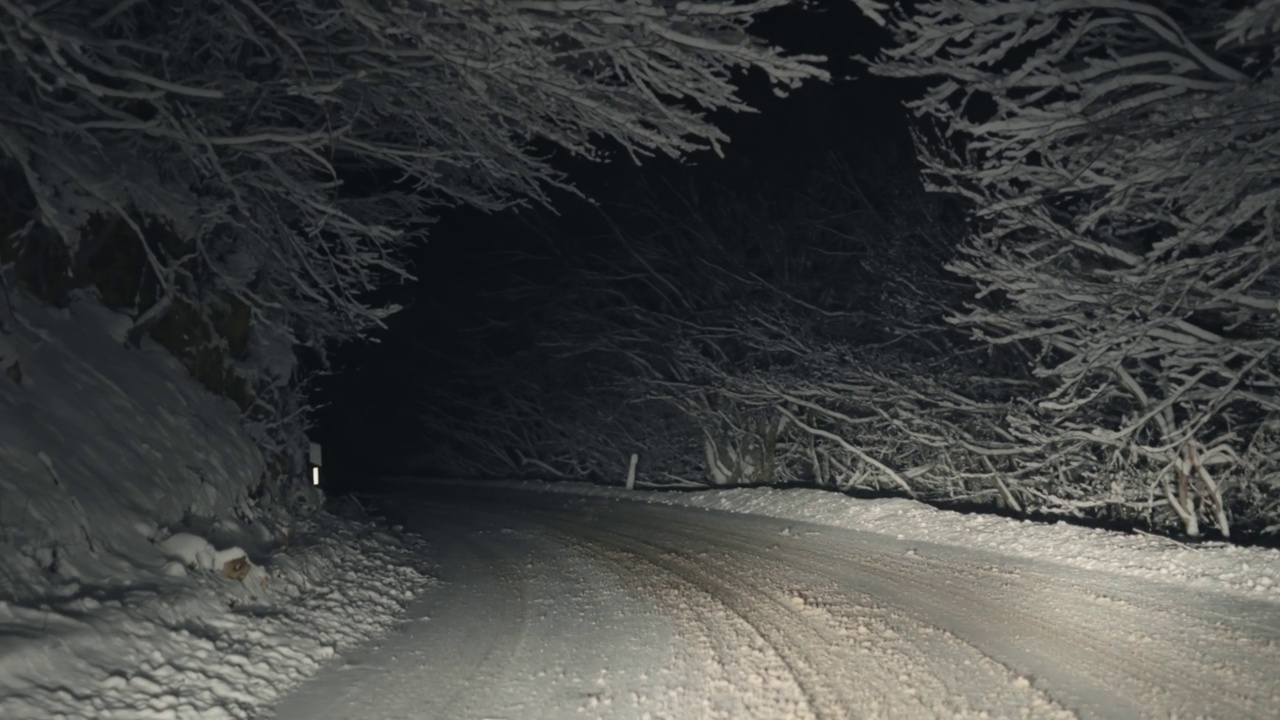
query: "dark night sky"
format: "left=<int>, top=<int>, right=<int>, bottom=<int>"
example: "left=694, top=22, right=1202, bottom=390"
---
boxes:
left=312, top=2, right=906, bottom=480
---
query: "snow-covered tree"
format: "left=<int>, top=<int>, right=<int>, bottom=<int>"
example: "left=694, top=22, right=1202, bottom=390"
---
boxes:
left=0, top=0, right=828, bottom=353
left=417, top=148, right=980, bottom=490
left=878, top=0, right=1280, bottom=535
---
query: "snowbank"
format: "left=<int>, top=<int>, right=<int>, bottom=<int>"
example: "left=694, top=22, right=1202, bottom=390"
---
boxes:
left=0, top=291, right=434, bottom=718
left=414, top=478, right=1280, bottom=600
left=0, top=512, right=433, bottom=719
left=0, top=291, right=263, bottom=598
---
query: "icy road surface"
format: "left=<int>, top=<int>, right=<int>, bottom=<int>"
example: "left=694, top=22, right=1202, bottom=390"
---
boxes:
left=270, top=486, right=1280, bottom=720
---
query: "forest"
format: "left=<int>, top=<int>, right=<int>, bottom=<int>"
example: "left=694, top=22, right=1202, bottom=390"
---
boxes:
left=2, top=0, right=1278, bottom=538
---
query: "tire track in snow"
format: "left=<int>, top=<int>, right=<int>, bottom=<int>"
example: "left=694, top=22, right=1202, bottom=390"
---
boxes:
left=429, top=526, right=533, bottom=718
left=545, top=508, right=1073, bottom=720
left=585, top=501, right=1280, bottom=719
left=276, top=500, right=714, bottom=720
left=793, top=534, right=1279, bottom=718
left=272, top=488, right=1280, bottom=720
left=543, top=518, right=823, bottom=720
left=269, top=508, right=535, bottom=720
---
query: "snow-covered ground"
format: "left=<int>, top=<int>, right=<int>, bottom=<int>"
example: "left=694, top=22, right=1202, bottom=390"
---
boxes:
left=6, top=285, right=1279, bottom=719
left=0, top=291, right=435, bottom=719
left=0, top=292, right=266, bottom=601
left=0, top=514, right=433, bottom=719
left=407, top=477, right=1280, bottom=600
left=272, top=483, right=1280, bottom=720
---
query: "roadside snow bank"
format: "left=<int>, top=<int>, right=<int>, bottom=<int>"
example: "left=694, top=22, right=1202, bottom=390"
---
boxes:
left=0, top=291, right=263, bottom=599
left=419, top=479, right=1280, bottom=600
left=0, top=513, right=433, bottom=720
left=0, top=292, right=435, bottom=718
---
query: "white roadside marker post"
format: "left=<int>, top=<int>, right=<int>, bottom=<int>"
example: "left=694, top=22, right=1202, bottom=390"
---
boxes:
left=626, top=453, right=638, bottom=490
left=309, top=441, right=323, bottom=486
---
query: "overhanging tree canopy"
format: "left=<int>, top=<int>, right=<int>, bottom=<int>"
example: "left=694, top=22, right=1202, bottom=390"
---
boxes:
left=1, top=0, right=830, bottom=349
left=877, top=0, right=1280, bottom=535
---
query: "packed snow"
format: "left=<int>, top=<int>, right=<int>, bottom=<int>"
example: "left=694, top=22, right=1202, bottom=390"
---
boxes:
left=0, top=291, right=434, bottom=719
left=272, top=483, right=1280, bottom=719
left=410, top=478, right=1280, bottom=600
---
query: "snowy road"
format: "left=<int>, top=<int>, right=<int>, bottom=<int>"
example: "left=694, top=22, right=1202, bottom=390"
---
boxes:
left=270, top=485, right=1280, bottom=719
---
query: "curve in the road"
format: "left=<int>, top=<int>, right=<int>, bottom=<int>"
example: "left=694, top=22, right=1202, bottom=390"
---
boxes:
left=270, top=488, right=1280, bottom=720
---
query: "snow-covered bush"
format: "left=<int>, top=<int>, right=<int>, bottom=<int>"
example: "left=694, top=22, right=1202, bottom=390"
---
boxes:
left=876, top=0, right=1280, bottom=535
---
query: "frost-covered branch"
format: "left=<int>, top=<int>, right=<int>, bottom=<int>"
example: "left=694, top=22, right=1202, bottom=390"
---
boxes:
left=877, top=0, right=1280, bottom=535
left=1, top=0, right=828, bottom=354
